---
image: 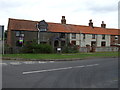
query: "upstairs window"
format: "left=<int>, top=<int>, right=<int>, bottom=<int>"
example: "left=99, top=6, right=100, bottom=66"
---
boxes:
left=60, top=33, right=65, bottom=38
left=92, top=34, right=96, bottom=39
left=102, top=35, right=105, bottom=39
left=16, top=31, right=24, bottom=37
left=115, top=36, right=118, bottom=40
left=37, top=20, right=48, bottom=32
left=83, top=34, right=85, bottom=39
left=16, top=31, right=20, bottom=37
left=72, top=33, right=76, bottom=39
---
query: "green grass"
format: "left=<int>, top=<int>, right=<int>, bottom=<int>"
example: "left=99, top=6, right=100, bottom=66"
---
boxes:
left=2, top=52, right=119, bottom=60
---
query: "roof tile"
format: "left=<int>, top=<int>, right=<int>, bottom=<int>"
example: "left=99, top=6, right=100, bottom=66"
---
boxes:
left=8, top=18, right=119, bottom=35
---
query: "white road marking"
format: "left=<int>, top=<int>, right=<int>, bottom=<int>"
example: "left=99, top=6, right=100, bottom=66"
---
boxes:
left=23, top=61, right=36, bottom=64
left=23, top=67, right=73, bottom=74
left=106, top=79, right=118, bottom=83
left=23, top=64, right=99, bottom=75
left=49, top=61, right=54, bottom=63
left=86, top=64, right=99, bottom=67
left=10, top=62, right=21, bottom=65
left=0, top=63, right=8, bottom=65
left=74, top=65, right=85, bottom=68
left=113, top=80, right=118, bottom=82
left=2, top=61, right=48, bottom=66
left=38, top=61, right=47, bottom=64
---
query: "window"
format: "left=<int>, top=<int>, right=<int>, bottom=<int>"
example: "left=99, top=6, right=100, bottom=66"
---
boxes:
left=61, top=41, right=65, bottom=46
left=92, top=34, right=96, bottom=39
left=16, top=31, right=20, bottom=37
left=71, top=41, right=76, bottom=45
left=54, top=40, right=59, bottom=47
left=83, top=34, right=85, bottom=39
left=91, top=41, right=96, bottom=46
left=21, top=34, right=24, bottom=37
left=72, top=33, right=76, bottom=39
left=16, top=31, right=24, bottom=37
left=115, top=36, right=118, bottom=40
left=60, top=33, right=65, bottom=38
left=101, top=41, right=106, bottom=46
left=40, top=29, right=47, bottom=32
left=102, top=35, right=105, bottom=39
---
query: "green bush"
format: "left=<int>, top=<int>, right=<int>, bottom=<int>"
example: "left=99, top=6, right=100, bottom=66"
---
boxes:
left=22, top=41, right=53, bottom=53
left=62, top=45, right=79, bottom=53
left=33, top=44, right=53, bottom=53
left=22, top=41, right=34, bottom=53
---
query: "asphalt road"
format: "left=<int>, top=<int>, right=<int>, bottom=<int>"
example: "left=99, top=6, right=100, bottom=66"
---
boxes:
left=2, top=58, right=118, bottom=88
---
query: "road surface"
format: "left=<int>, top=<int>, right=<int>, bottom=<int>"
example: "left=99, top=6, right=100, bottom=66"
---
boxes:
left=2, top=58, right=118, bottom=88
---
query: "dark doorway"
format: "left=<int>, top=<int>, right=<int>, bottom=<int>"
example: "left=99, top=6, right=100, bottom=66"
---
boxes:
left=54, top=40, right=59, bottom=47
left=91, top=41, right=96, bottom=52
left=91, top=41, right=96, bottom=46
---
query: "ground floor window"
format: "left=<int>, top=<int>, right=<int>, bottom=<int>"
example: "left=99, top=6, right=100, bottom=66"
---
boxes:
left=54, top=40, right=59, bottom=47
left=101, top=41, right=106, bottom=46
left=61, top=41, right=66, bottom=46
left=71, top=41, right=76, bottom=45
left=91, top=41, right=96, bottom=46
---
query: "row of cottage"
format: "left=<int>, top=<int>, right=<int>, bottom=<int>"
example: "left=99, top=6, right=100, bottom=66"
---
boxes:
left=6, top=16, right=120, bottom=52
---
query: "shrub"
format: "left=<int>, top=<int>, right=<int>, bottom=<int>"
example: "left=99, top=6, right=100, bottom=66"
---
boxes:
left=22, top=41, right=53, bottom=53
left=33, top=44, right=53, bottom=53
left=62, top=45, right=79, bottom=53
left=22, top=41, right=35, bottom=53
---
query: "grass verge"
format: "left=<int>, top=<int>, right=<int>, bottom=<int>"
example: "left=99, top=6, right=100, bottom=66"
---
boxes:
left=2, top=52, right=119, bottom=60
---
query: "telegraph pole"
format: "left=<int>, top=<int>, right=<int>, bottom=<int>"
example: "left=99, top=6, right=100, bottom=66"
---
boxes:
left=36, top=23, right=40, bottom=44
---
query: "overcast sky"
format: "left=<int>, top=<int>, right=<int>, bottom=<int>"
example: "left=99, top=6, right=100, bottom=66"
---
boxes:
left=0, top=0, right=119, bottom=30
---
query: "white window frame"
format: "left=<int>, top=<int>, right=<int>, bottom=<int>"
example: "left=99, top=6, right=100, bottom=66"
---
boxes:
left=16, top=31, right=20, bottom=37
left=71, top=33, right=76, bottom=39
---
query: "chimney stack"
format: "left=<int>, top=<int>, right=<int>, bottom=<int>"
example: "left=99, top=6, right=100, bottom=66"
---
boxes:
left=61, top=16, right=66, bottom=24
left=101, top=21, right=106, bottom=28
left=89, top=19, right=93, bottom=27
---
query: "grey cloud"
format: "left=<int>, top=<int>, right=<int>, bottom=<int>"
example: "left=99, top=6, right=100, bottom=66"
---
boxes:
left=71, top=1, right=118, bottom=14
left=0, top=0, right=25, bottom=10
left=85, top=0, right=118, bottom=13
left=88, top=5, right=117, bottom=13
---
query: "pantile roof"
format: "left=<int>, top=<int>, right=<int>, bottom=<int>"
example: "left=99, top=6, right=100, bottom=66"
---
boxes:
left=8, top=18, right=120, bottom=35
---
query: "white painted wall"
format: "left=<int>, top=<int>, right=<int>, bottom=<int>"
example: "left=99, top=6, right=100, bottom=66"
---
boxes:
left=69, top=33, right=111, bottom=47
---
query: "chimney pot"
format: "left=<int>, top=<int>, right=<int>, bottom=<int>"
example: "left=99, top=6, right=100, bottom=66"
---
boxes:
left=101, top=21, right=106, bottom=28
left=62, top=16, right=65, bottom=18
left=89, top=19, right=93, bottom=27
left=89, top=19, right=92, bottom=22
left=61, top=16, right=66, bottom=24
left=102, top=21, right=104, bottom=24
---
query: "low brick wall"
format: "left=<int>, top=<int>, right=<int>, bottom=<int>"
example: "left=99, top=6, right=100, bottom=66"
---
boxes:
left=79, top=47, right=88, bottom=52
left=79, top=47, right=119, bottom=52
left=5, top=47, right=23, bottom=54
left=95, top=47, right=118, bottom=52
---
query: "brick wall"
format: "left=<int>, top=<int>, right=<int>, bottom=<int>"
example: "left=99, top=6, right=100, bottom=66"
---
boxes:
left=79, top=47, right=118, bottom=52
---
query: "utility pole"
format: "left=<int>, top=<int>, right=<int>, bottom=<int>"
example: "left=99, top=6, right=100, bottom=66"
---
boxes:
left=36, top=23, right=40, bottom=44
left=79, top=31, right=82, bottom=47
